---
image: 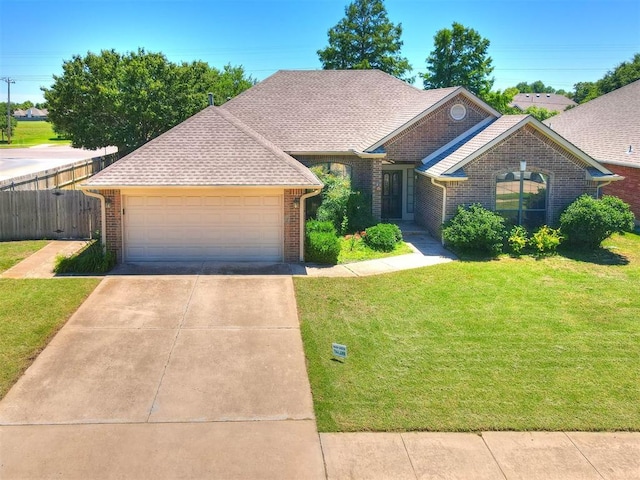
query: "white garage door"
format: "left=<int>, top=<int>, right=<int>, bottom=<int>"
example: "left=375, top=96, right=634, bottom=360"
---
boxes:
left=123, top=192, right=284, bottom=262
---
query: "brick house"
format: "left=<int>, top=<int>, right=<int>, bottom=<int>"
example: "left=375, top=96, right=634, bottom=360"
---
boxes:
left=545, top=80, right=639, bottom=223
left=81, top=70, right=619, bottom=263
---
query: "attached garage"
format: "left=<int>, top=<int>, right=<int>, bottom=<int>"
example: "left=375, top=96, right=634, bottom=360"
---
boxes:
left=123, top=190, right=284, bottom=262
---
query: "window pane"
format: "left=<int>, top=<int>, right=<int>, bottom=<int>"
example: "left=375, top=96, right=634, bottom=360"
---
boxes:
left=496, top=171, right=548, bottom=228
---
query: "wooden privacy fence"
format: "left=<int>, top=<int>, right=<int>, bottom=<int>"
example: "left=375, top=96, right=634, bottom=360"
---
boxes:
left=0, top=190, right=100, bottom=241
left=0, top=152, right=120, bottom=191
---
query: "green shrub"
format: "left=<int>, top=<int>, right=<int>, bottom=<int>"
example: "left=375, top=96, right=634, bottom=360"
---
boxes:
left=346, top=191, right=375, bottom=233
left=54, top=241, right=116, bottom=274
left=530, top=225, right=563, bottom=255
left=508, top=225, right=529, bottom=255
left=305, top=231, right=341, bottom=264
left=306, top=219, right=336, bottom=236
left=442, top=204, right=506, bottom=255
left=312, top=167, right=352, bottom=233
left=560, top=195, right=635, bottom=249
left=363, top=223, right=403, bottom=252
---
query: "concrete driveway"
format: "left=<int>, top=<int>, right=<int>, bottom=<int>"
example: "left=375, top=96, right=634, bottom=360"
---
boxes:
left=0, top=276, right=325, bottom=479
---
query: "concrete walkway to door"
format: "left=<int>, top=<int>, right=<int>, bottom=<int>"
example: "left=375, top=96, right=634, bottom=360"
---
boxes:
left=0, top=275, right=325, bottom=479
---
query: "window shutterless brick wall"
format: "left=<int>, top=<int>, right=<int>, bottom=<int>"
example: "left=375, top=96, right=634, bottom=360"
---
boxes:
left=445, top=125, right=598, bottom=226
left=384, top=95, right=493, bottom=163
left=293, top=154, right=382, bottom=220
left=101, top=189, right=123, bottom=261
left=602, top=165, right=640, bottom=222
left=415, top=175, right=444, bottom=237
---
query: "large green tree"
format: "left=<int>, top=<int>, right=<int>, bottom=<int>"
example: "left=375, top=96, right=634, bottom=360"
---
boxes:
left=573, top=53, right=640, bottom=103
left=43, top=49, right=254, bottom=152
left=317, top=0, right=412, bottom=81
left=421, top=22, right=494, bottom=95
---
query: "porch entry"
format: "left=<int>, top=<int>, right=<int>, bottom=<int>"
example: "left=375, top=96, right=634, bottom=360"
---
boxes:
left=382, top=170, right=403, bottom=219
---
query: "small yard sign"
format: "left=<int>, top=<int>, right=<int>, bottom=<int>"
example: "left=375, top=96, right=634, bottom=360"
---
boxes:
left=332, top=343, right=347, bottom=359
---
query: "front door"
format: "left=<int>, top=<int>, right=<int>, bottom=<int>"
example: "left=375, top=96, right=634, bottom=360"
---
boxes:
left=382, top=170, right=403, bottom=219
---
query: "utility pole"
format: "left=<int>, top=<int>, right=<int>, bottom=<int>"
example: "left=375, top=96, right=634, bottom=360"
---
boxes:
left=2, top=77, right=16, bottom=144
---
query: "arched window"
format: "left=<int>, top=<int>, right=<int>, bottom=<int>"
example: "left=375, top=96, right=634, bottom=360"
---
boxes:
left=496, top=171, right=548, bottom=227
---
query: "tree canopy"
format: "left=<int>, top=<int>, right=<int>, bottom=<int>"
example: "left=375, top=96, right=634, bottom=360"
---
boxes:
left=421, top=22, right=494, bottom=95
left=43, top=49, right=254, bottom=152
left=573, top=53, right=640, bottom=103
left=317, top=0, right=412, bottom=81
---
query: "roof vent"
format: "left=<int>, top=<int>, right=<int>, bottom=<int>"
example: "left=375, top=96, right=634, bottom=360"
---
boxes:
left=628, top=145, right=634, bottom=154
left=208, top=93, right=214, bottom=106
left=546, top=93, right=551, bottom=97
left=525, top=93, right=530, bottom=97
left=536, top=93, right=540, bottom=97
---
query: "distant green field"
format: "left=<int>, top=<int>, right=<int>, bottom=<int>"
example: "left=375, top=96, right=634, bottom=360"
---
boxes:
left=0, top=121, right=70, bottom=148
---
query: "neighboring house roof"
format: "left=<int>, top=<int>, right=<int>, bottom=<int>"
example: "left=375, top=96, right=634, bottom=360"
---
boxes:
left=544, top=80, right=640, bottom=168
left=222, top=70, right=496, bottom=153
left=418, top=115, right=617, bottom=181
left=510, top=93, right=576, bottom=112
left=82, top=106, right=321, bottom=188
left=13, top=107, right=48, bottom=117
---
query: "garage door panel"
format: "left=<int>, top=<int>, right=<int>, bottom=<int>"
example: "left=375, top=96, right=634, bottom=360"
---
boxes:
left=124, top=193, right=284, bottom=262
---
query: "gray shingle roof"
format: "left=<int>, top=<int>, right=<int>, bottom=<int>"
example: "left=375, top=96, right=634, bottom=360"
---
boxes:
left=83, top=106, right=321, bottom=187
left=510, top=93, right=576, bottom=112
left=418, top=116, right=529, bottom=178
left=222, top=70, right=462, bottom=152
left=544, top=80, right=640, bottom=167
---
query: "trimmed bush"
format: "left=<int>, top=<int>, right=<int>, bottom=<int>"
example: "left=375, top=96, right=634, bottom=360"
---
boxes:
left=363, top=223, right=403, bottom=252
left=305, top=231, right=341, bottom=264
left=560, top=195, right=635, bottom=249
left=442, top=204, right=506, bottom=255
left=306, top=219, right=336, bottom=235
left=346, top=191, right=376, bottom=233
left=530, top=225, right=563, bottom=255
left=305, top=220, right=340, bottom=264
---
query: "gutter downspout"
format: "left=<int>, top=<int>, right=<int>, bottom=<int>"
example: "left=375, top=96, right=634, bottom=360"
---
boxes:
left=81, top=189, right=106, bottom=248
left=431, top=177, right=447, bottom=245
left=596, top=180, right=612, bottom=199
left=299, top=188, right=323, bottom=262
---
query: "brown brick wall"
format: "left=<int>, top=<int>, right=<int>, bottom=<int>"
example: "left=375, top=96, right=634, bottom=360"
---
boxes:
left=384, top=95, right=493, bottom=164
left=444, top=125, right=599, bottom=226
left=602, top=165, right=640, bottom=221
left=284, top=189, right=304, bottom=262
left=415, top=174, right=444, bottom=237
left=101, top=189, right=123, bottom=261
left=293, top=154, right=382, bottom=220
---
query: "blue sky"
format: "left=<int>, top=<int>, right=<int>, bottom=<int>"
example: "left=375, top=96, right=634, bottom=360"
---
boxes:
left=1, top=0, right=638, bottom=104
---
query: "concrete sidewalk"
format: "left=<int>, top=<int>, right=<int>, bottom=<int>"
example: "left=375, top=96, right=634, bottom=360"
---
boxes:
left=321, top=431, right=640, bottom=479
left=0, top=239, right=87, bottom=278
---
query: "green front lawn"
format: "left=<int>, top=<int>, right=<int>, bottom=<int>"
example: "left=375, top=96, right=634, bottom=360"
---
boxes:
left=0, top=121, right=70, bottom=148
left=295, top=233, right=640, bottom=432
left=338, top=236, right=413, bottom=263
left=0, top=240, right=49, bottom=273
left=0, top=241, right=99, bottom=399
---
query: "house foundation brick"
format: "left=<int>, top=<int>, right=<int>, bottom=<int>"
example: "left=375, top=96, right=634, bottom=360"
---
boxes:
left=100, top=189, right=123, bottom=262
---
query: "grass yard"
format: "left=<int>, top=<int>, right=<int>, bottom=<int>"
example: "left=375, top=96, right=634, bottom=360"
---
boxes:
left=295, top=233, right=640, bottom=432
left=0, top=241, right=99, bottom=399
left=339, top=236, right=413, bottom=263
left=0, top=121, right=70, bottom=148
left=0, top=240, right=49, bottom=273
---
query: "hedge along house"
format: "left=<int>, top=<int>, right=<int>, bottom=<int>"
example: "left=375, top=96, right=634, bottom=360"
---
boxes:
left=81, top=70, right=620, bottom=263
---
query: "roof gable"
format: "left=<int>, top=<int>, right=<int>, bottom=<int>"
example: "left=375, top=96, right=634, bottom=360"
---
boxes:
left=544, top=80, right=640, bottom=167
left=82, top=106, right=321, bottom=188
left=222, top=70, right=497, bottom=153
left=418, top=115, right=617, bottom=180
